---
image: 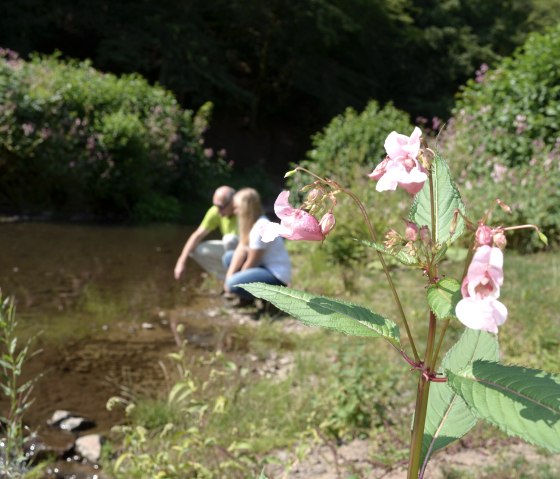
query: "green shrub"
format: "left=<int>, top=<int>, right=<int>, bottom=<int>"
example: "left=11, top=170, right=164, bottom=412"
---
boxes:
left=289, top=100, right=413, bottom=264
left=0, top=50, right=229, bottom=220
left=440, top=23, right=560, bottom=249
left=452, top=22, right=560, bottom=167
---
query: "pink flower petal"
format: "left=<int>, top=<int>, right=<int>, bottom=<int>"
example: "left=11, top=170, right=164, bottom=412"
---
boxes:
left=384, top=127, right=422, bottom=160
left=274, top=191, right=296, bottom=219
left=260, top=222, right=289, bottom=243
left=456, top=297, right=508, bottom=334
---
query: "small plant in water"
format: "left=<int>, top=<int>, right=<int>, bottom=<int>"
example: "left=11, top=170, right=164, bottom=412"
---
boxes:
left=243, top=127, right=559, bottom=478
left=0, top=295, right=42, bottom=478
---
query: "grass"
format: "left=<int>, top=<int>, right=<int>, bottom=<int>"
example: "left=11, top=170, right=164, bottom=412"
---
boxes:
left=106, top=246, right=560, bottom=478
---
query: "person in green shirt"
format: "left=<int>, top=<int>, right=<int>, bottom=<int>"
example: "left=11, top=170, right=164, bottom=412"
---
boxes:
left=174, top=186, right=238, bottom=280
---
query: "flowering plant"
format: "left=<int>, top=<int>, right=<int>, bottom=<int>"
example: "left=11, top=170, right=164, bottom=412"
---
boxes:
left=242, top=128, right=558, bottom=478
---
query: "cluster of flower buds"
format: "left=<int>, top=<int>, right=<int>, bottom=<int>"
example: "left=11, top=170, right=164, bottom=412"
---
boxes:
left=382, top=220, right=436, bottom=260
left=475, top=223, right=507, bottom=250
left=260, top=190, right=336, bottom=243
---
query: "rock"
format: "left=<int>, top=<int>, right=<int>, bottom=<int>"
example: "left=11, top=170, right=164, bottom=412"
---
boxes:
left=47, top=410, right=73, bottom=426
left=75, top=434, right=104, bottom=463
left=47, top=411, right=96, bottom=432
left=59, top=417, right=96, bottom=432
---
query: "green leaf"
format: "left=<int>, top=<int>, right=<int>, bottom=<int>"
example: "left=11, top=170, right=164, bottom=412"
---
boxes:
left=240, top=283, right=400, bottom=348
left=359, top=239, right=419, bottom=266
left=427, top=278, right=462, bottom=320
left=420, top=330, right=499, bottom=474
left=447, top=361, right=560, bottom=452
left=410, top=153, right=465, bottom=244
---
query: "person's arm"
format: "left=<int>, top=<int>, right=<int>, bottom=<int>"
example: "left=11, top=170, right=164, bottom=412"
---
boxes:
left=174, top=226, right=210, bottom=280
left=225, top=244, right=248, bottom=281
left=241, top=248, right=264, bottom=270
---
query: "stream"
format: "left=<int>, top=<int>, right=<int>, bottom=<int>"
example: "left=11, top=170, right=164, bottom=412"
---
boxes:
left=0, top=221, right=223, bottom=435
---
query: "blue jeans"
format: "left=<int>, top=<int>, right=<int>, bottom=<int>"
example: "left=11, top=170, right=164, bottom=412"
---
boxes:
left=222, top=250, right=285, bottom=299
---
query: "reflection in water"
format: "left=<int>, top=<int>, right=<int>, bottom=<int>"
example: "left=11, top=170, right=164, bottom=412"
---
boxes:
left=0, top=222, right=204, bottom=325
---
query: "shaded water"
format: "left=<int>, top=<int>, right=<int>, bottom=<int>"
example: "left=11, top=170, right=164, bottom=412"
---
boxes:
left=0, top=221, right=223, bottom=434
left=0, top=222, right=196, bottom=321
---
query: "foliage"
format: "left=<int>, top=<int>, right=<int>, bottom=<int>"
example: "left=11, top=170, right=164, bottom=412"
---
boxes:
left=314, top=344, right=403, bottom=442
left=0, top=50, right=229, bottom=220
left=297, top=101, right=412, bottom=185
left=452, top=23, right=560, bottom=167
left=439, top=24, right=560, bottom=250
left=290, top=100, right=413, bottom=264
left=0, top=0, right=540, bottom=124
left=99, top=247, right=559, bottom=476
left=107, top=349, right=258, bottom=478
left=242, top=124, right=559, bottom=478
left=0, top=295, right=41, bottom=478
left=419, top=329, right=499, bottom=473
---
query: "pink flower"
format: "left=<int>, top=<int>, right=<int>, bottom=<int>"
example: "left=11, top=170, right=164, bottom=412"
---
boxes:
left=455, top=245, right=507, bottom=334
left=368, top=127, right=427, bottom=195
left=404, top=221, right=419, bottom=242
left=260, top=191, right=327, bottom=242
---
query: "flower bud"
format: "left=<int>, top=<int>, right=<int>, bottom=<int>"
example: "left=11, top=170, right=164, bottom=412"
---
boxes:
left=319, top=212, right=336, bottom=236
left=475, top=224, right=493, bottom=247
left=492, top=229, right=507, bottom=250
left=419, top=225, right=431, bottom=245
left=307, top=188, right=323, bottom=203
left=404, top=221, right=419, bottom=242
left=496, top=199, right=512, bottom=214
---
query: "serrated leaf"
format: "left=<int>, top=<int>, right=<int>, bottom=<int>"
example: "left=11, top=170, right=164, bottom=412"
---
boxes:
left=538, top=231, right=548, bottom=245
left=240, top=283, right=400, bottom=348
left=447, top=361, right=560, bottom=452
left=410, top=154, right=465, bottom=244
left=420, top=330, right=499, bottom=474
left=359, top=239, right=419, bottom=266
left=427, top=278, right=462, bottom=320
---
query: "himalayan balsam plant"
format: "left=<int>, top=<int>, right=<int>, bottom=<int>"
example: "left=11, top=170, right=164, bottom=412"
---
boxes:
left=241, top=127, right=559, bottom=478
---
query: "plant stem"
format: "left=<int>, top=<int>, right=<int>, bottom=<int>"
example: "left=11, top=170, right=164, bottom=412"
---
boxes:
left=407, top=312, right=437, bottom=479
left=431, top=319, right=450, bottom=369
left=407, top=166, right=441, bottom=478
left=341, top=185, right=420, bottom=362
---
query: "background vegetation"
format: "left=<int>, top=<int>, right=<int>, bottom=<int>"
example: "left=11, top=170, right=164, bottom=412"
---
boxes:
left=103, top=247, right=560, bottom=478
left=0, top=0, right=555, bottom=125
left=0, top=52, right=229, bottom=220
left=1, top=1, right=560, bottom=223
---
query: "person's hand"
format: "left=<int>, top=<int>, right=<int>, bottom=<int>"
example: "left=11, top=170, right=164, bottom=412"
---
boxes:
left=174, top=260, right=185, bottom=280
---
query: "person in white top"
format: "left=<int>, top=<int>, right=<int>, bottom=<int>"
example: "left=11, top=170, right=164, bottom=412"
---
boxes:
left=223, top=188, right=291, bottom=305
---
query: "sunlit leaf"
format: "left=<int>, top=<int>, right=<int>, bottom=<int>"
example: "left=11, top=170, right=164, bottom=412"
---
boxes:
left=410, top=153, right=465, bottom=244
left=420, top=330, right=499, bottom=474
left=427, top=277, right=462, bottom=321
left=447, top=361, right=560, bottom=452
left=240, top=283, right=400, bottom=348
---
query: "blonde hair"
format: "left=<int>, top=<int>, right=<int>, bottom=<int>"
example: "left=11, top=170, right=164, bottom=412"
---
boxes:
left=234, top=188, right=263, bottom=245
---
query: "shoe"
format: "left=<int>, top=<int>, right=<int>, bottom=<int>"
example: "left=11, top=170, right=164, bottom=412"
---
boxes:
left=221, top=292, right=237, bottom=301
left=226, top=297, right=255, bottom=309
